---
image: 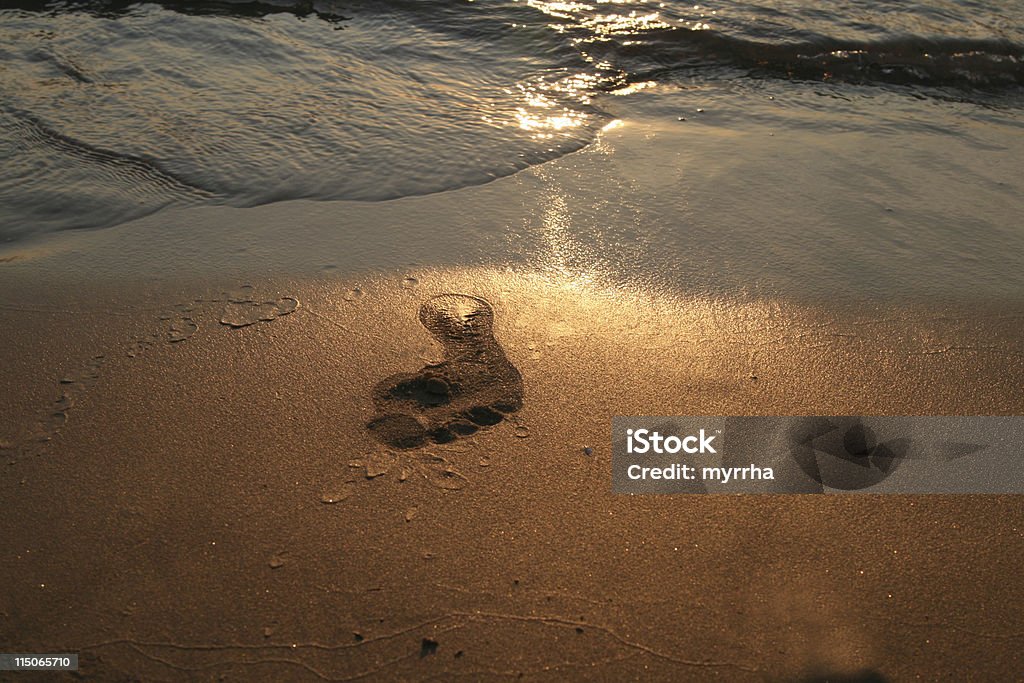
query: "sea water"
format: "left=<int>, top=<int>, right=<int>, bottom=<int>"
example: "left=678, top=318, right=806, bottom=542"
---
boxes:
left=1, top=0, right=1022, bottom=300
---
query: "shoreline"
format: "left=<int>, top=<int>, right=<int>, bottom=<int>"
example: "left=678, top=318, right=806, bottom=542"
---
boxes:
left=3, top=104, right=1024, bottom=306
left=1, top=104, right=1022, bottom=680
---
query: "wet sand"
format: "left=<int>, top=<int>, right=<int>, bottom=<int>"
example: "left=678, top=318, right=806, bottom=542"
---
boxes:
left=1, top=266, right=1022, bottom=681
left=1, top=114, right=1023, bottom=680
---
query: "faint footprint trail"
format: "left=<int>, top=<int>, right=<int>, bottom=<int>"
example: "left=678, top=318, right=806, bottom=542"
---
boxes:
left=219, top=285, right=299, bottom=328
left=367, top=294, right=523, bottom=449
left=3, top=284, right=300, bottom=467
left=322, top=449, right=472, bottom=506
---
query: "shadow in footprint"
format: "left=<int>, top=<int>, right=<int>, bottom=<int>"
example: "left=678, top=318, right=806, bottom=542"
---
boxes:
left=367, top=294, right=523, bottom=449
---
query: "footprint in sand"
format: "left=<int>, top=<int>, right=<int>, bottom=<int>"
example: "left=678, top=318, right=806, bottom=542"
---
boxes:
left=367, top=294, right=523, bottom=449
left=219, top=285, right=300, bottom=328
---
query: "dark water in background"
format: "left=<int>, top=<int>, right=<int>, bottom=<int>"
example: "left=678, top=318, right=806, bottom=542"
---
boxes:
left=0, top=0, right=1022, bottom=240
